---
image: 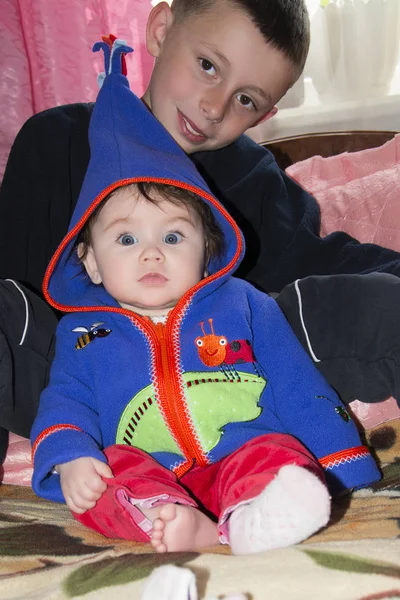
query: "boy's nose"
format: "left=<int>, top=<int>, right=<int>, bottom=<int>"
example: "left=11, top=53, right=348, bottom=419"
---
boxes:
left=200, top=88, right=229, bottom=123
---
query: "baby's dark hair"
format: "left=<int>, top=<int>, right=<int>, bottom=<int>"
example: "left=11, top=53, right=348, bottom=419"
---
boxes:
left=171, top=0, right=310, bottom=80
left=77, top=181, right=225, bottom=267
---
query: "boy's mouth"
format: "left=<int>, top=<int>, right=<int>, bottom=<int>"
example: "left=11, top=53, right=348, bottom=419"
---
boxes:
left=178, top=111, right=208, bottom=144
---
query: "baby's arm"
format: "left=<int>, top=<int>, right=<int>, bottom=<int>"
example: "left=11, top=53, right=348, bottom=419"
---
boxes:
left=57, top=457, right=113, bottom=514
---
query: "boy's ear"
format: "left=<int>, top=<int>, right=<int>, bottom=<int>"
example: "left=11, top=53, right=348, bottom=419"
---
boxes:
left=79, top=244, right=102, bottom=285
left=146, top=1, right=174, bottom=58
left=250, top=106, right=278, bottom=129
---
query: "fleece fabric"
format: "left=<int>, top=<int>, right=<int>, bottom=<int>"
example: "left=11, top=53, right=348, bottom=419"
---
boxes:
left=30, top=38, right=380, bottom=503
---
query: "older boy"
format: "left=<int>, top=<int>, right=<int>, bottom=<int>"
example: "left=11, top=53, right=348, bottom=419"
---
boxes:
left=1, top=0, right=400, bottom=456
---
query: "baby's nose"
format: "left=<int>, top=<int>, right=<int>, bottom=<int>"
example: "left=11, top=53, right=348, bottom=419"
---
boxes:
left=141, top=246, right=164, bottom=261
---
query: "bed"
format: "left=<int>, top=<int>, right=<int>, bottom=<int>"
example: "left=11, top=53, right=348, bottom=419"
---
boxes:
left=0, top=131, right=399, bottom=600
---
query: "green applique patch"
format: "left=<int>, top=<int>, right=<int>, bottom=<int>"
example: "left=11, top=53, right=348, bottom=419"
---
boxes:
left=116, top=371, right=266, bottom=455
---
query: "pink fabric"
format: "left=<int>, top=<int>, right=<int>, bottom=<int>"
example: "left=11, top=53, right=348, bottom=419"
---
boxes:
left=1, top=433, right=32, bottom=486
left=0, top=0, right=154, bottom=183
left=286, top=134, right=400, bottom=249
left=348, top=397, right=400, bottom=430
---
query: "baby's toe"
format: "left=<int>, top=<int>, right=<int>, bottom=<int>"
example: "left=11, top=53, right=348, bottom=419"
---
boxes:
left=158, top=503, right=178, bottom=523
left=152, top=517, right=166, bottom=532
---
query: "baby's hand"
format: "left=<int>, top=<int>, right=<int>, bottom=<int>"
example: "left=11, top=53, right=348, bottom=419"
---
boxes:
left=57, top=457, right=113, bottom=514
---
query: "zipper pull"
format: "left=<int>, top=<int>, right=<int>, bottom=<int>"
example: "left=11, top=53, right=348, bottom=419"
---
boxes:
left=154, top=321, right=165, bottom=342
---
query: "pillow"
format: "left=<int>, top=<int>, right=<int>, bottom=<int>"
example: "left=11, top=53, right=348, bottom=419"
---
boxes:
left=286, top=133, right=400, bottom=248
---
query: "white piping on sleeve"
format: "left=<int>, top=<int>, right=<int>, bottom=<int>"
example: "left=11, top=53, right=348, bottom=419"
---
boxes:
left=294, top=279, right=320, bottom=363
left=5, top=279, right=29, bottom=346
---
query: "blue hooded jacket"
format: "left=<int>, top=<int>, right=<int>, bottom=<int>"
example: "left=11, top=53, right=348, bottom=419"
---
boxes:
left=31, top=39, right=380, bottom=502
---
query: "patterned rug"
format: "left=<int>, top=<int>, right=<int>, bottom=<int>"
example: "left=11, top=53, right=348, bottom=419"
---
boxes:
left=0, top=420, right=399, bottom=600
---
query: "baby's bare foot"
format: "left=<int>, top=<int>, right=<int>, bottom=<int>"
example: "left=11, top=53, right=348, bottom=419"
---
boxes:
left=143, top=503, right=219, bottom=553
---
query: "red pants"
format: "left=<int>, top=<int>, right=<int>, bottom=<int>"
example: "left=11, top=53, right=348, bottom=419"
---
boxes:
left=75, top=433, right=326, bottom=543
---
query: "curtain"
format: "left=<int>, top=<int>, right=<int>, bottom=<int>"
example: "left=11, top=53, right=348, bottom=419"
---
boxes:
left=2, top=0, right=400, bottom=178
left=0, top=0, right=154, bottom=182
left=249, top=0, right=400, bottom=143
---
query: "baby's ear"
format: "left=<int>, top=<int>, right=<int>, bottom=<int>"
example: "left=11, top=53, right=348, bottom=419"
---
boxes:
left=146, top=1, right=174, bottom=58
left=79, top=244, right=102, bottom=284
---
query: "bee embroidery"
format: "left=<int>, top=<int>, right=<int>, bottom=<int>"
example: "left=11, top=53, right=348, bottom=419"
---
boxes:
left=72, top=322, right=111, bottom=350
left=195, top=318, right=262, bottom=378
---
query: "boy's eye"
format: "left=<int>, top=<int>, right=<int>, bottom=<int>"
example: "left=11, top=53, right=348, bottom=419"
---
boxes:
left=163, top=232, right=183, bottom=245
left=236, top=94, right=256, bottom=110
left=118, top=234, right=138, bottom=246
left=200, top=58, right=216, bottom=76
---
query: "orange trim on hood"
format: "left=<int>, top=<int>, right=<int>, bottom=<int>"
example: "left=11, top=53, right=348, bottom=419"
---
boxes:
left=42, top=177, right=243, bottom=315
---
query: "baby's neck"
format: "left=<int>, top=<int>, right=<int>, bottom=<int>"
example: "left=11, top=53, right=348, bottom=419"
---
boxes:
left=148, top=315, right=168, bottom=325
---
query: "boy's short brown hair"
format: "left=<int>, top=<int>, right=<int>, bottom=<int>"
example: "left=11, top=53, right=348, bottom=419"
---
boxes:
left=77, top=182, right=225, bottom=267
left=171, top=0, right=310, bottom=80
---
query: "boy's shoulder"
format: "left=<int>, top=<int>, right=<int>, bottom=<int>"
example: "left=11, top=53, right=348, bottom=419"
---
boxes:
left=24, top=102, right=94, bottom=131
left=192, top=134, right=277, bottom=190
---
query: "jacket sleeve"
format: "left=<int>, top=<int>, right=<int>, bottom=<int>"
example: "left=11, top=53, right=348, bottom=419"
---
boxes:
left=247, top=286, right=381, bottom=495
left=30, top=316, right=106, bottom=503
left=192, top=135, right=400, bottom=293
left=0, top=103, right=93, bottom=294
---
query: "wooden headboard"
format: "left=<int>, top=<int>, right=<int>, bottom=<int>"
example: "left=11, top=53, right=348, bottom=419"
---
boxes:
left=259, top=131, right=397, bottom=171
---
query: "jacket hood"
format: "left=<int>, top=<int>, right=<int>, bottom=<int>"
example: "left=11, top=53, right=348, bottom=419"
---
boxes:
left=43, top=37, right=245, bottom=314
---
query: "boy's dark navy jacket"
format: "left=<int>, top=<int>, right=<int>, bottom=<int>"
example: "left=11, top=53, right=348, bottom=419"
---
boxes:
left=30, top=39, right=379, bottom=505
left=1, top=105, right=400, bottom=295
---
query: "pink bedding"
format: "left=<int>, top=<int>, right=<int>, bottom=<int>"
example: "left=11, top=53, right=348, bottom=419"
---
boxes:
left=286, top=133, right=400, bottom=250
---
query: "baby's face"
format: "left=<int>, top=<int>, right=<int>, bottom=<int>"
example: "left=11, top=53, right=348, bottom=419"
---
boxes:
left=82, top=187, right=206, bottom=316
left=143, top=1, right=294, bottom=154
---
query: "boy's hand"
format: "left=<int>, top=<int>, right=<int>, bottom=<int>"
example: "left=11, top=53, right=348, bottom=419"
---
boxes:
left=57, top=457, right=113, bottom=514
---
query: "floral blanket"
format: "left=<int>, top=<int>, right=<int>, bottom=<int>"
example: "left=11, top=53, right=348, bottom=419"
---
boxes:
left=0, top=419, right=399, bottom=600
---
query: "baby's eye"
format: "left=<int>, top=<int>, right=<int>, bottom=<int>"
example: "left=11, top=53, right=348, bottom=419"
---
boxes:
left=236, top=93, right=256, bottom=111
left=118, top=234, right=138, bottom=246
left=163, top=232, right=183, bottom=245
left=200, top=58, right=216, bottom=76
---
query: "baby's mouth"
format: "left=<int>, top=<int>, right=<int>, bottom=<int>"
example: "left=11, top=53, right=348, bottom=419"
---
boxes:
left=139, top=273, right=168, bottom=285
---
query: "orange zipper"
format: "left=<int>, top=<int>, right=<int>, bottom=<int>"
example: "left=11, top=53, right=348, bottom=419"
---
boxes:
left=152, top=320, right=207, bottom=477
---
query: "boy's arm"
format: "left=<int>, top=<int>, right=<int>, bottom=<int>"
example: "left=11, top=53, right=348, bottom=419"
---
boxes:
left=192, top=135, right=400, bottom=293
left=30, top=317, right=106, bottom=503
left=246, top=286, right=381, bottom=495
left=0, top=103, right=93, bottom=293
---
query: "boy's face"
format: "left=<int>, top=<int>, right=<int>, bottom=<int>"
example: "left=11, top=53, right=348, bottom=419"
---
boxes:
left=143, top=1, right=295, bottom=154
left=81, top=187, right=206, bottom=316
